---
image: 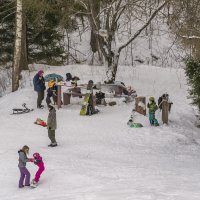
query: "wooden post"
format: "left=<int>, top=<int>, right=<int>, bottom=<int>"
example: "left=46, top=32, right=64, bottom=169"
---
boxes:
left=71, top=87, right=81, bottom=97
left=114, top=86, right=123, bottom=96
left=63, top=93, right=71, bottom=105
left=135, top=96, right=146, bottom=115
left=57, top=85, right=62, bottom=109
left=162, top=99, right=169, bottom=124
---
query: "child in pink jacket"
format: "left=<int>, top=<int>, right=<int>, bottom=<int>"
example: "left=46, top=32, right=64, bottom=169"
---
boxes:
left=31, top=152, right=45, bottom=186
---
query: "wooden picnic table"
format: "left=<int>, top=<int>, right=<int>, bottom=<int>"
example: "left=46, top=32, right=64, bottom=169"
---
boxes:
left=56, top=83, right=87, bottom=109
left=56, top=82, right=134, bottom=109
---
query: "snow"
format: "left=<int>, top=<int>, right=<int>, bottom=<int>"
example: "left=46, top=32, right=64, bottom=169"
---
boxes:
left=0, top=64, right=200, bottom=200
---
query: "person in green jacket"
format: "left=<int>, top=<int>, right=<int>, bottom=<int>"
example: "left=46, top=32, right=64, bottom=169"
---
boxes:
left=47, top=104, right=57, bottom=147
left=147, top=96, right=159, bottom=126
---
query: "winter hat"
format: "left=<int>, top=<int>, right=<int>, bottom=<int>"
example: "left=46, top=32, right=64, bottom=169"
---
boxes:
left=149, top=96, right=155, bottom=101
left=38, top=70, right=44, bottom=77
left=33, top=152, right=40, bottom=159
left=88, top=80, right=94, bottom=84
left=66, top=73, right=72, bottom=81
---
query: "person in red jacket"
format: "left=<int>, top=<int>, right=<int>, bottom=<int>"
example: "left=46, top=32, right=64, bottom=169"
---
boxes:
left=31, top=152, right=45, bottom=187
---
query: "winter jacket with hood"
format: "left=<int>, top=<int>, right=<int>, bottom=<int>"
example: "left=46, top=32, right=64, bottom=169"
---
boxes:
left=18, top=150, right=29, bottom=167
left=33, top=73, right=46, bottom=92
left=147, top=101, right=158, bottom=114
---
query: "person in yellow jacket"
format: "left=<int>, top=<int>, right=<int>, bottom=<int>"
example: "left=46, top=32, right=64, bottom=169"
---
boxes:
left=46, top=80, right=57, bottom=105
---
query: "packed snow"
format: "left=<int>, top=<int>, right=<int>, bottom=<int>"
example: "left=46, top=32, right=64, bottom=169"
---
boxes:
left=0, top=64, right=200, bottom=200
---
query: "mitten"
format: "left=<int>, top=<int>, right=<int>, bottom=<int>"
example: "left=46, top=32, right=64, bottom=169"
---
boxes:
left=29, top=158, right=34, bottom=162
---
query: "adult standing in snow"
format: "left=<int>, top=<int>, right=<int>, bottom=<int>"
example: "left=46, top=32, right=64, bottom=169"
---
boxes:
left=158, top=93, right=173, bottom=112
left=47, top=104, right=57, bottom=147
left=33, top=70, right=46, bottom=108
left=18, top=145, right=33, bottom=188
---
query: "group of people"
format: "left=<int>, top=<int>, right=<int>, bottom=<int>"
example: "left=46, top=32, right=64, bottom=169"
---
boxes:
left=18, top=70, right=59, bottom=189
left=147, top=93, right=173, bottom=126
left=33, top=69, right=58, bottom=108
left=18, top=145, right=45, bottom=188
left=18, top=70, right=83, bottom=188
left=33, top=70, right=58, bottom=147
left=20, top=69, right=170, bottom=188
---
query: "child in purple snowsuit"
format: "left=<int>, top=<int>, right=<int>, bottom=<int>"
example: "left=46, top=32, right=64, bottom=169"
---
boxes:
left=32, top=152, right=45, bottom=185
left=18, top=145, right=33, bottom=188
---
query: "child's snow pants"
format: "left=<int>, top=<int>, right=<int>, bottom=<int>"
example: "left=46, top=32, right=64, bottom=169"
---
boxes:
left=18, top=166, right=30, bottom=187
left=149, top=113, right=159, bottom=126
left=34, top=163, right=45, bottom=183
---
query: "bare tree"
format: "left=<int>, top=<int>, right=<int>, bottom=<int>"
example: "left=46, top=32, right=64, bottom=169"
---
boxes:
left=78, top=0, right=169, bottom=83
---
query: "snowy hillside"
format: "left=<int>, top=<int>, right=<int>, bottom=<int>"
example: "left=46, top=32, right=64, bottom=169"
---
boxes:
left=0, top=64, right=200, bottom=200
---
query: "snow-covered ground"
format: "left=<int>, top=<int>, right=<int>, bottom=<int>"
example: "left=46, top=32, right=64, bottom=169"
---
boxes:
left=0, top=64, right=200, bottom=200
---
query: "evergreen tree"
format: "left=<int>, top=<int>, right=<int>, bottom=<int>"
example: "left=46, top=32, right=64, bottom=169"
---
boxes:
left=0, top=0, right=15, bottom=67
left=26, top=7, right=66, bottom=65
left=185, top=57, right=200, bottom=110
left=0, top=0, right=73, bottom=67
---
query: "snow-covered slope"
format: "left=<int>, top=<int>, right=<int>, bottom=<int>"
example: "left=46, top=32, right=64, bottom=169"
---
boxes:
left=0, top=64, right=200, bottom=200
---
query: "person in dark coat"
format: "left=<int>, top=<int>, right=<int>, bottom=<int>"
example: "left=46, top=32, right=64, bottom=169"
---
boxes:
left=33, top=70, right=46, bottom=108
left=47, top=104, right=57, bottom=147
left=158, top=93, right=173, bottom=112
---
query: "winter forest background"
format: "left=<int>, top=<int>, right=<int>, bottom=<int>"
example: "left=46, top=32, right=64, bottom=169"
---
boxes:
left=1, top=1, right=200, bottom=199
left=0, top=0, right=200, bottom=101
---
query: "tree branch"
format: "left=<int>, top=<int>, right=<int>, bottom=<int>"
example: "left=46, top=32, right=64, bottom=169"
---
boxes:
left=0, top=0, right=15, bottom=10
left=1, top=11, right=16, bottom=23
left=0, top=6, right=16, bottom=16
left=180, top=35, right=200, bottom=39
left=118, top=0, right=169, bottom=53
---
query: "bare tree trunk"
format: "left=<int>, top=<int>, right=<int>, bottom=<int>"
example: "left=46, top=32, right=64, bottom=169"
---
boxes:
left=12, top=0, right=23, bottom=92
left=106, top=53, right=120, bottom=83
left=89, top=0, right=103, bottom=64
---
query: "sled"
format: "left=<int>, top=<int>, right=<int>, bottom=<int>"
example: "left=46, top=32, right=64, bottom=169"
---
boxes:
left=127, top=121, right=143, bottom=128
left=12, top=103, right=34, bottom=114
left=127, top=109, right=143, bottom=128
left=34, top=118, right=47, bottom=127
